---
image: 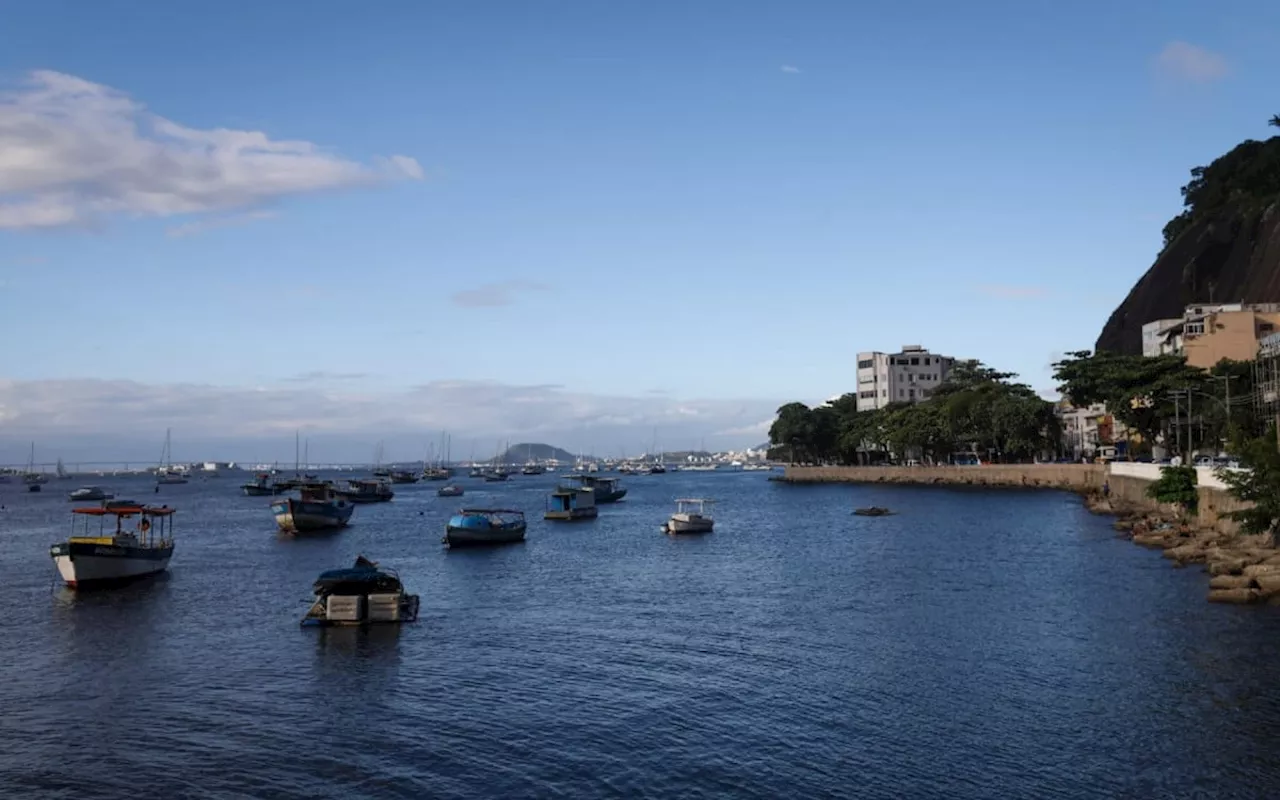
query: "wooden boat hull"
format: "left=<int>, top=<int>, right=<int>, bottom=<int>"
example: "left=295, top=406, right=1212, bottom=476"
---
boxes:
left=444, top=523, right=527, bottom=547
left=545, top=507, right=599, bottom=521
left=242, top=485, right=284, bottom=497
left=271, top=498, right=354, bottom=533
left=50, top=541, right=173, bottom=587
left=664, top=515, right=714, bottom=534
left=334, top=491, right=393, bottom=504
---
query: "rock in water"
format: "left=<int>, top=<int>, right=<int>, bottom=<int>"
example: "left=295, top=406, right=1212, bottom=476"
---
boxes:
left=1208, top=587, right=1259, bottom=604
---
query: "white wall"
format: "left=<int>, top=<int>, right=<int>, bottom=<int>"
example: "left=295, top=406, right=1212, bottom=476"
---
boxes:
left=1108, top=462, right=1241, bottom=491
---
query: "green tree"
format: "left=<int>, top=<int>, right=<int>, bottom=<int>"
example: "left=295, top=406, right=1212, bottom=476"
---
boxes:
left=1270, top=114, right=1280, bottom=129
left=1146, top=465, right=1198, bottom=515
left=1219, top=426, right=1280, bottom=543
left=769, top=402, right=814, bottom=463
left=1052, top=350, right=1208, bottom=452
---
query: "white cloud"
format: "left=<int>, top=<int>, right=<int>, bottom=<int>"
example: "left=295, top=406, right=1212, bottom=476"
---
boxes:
left=0, top=70, right=423, bottom=231
left=0, top=378, right=783, bottom=461
left=1152, top=41, right=1228, bottom=84
left=975, top=284, right=1047, bottom=299
left=780, top=65, right=802, bottom=74
left=451, top=279, right=550, bottom=308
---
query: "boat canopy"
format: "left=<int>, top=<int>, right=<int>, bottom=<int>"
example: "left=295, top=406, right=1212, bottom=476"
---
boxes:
left=73, top=505, right=176, bottom=517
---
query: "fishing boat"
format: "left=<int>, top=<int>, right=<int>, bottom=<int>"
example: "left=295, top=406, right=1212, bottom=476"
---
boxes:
left=544, top=486, right=598, bottom=521
left=241, top=472, right=287, bottom=496
left=301, top=555, right=420, bottom=627
left=271, top=482, right=355, bottom=533
left=521, top=463, right=545, bottom=475
left=483, top=469, right=510, bottom=482
left=662, top=498, right=715, bottom=534
left=437, top=484, right=464, bottom=497
left=444, top=508, right=527, bottom=547
left=334, top=478, right=395, bottom=504
left=50, top=504, right=176, bottom=588
left=422, top=467, right=451, bottom=481
left=390, top=470, right=420, bottom=484
left=560, top=474, right=627, bottom=503
left=853, top=506, right=894, bottom=517
left=68, top=486, right=112, bottom=502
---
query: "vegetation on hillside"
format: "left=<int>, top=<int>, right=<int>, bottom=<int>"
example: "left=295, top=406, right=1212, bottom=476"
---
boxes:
left=768, top=361, right=1059, bottom=464
left=1219, top=426, right=1280, bottom=543
left=1160, top=116, right=1280, bottom=250
left=1146, top=465, right=1198, bottom=514
left=1052, top=351, right=1259, bottom=455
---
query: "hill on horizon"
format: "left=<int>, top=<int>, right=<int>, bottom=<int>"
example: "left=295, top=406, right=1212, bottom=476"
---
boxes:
left=497, top=443, right=580, bottom=463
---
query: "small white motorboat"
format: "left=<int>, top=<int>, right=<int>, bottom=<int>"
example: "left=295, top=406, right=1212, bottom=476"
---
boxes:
left=68, top=486, right=113, bottom=502
left=663, top=498, right=715, bottom=534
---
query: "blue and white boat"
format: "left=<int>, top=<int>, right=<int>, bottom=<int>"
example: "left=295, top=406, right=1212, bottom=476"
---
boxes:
left=544, top=486, right=598, bottom=521
left=444, top=508, right=527, bottom=547
left=271, top=483, right=354, bottom=533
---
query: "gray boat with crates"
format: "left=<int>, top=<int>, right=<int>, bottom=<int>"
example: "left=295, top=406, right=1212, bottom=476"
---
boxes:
left=301, top=555, right=420, bottom=627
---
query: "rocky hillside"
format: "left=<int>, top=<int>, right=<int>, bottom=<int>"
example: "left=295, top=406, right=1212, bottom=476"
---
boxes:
left=1096, top=131, right=1280, bottom=354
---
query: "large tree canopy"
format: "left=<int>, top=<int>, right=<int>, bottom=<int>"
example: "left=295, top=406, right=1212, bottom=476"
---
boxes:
left=769, top=361, right=1059, bottom=464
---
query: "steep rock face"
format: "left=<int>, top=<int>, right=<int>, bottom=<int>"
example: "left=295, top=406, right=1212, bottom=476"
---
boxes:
left=1095, top=201, right=1280, bottom=354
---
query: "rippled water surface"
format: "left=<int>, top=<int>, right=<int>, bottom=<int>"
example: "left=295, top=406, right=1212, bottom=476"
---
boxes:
left=4, top=471, right=1280, bottom=799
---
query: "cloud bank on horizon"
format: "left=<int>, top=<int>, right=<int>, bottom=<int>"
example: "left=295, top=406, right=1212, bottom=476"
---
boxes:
left=0, top=70, right=422, bottom=231
left=0, top=377, right=781, bottom=462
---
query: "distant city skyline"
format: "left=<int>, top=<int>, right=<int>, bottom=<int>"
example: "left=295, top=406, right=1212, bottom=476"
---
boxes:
left=3, top=1, right=1277, bottom=457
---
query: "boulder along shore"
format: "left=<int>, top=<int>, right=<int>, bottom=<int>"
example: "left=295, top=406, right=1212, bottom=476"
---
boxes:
left=1087, top=492, right=1279, bottom=605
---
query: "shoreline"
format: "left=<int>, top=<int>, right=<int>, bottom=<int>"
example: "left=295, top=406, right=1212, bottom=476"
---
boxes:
left=780, top=464, right=1278, bottom=605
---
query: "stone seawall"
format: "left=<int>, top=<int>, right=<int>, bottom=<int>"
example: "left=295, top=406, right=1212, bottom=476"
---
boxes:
left=780, top=464, right=1105, bottom=492
left=1104, top=473, right=1250, bottom=535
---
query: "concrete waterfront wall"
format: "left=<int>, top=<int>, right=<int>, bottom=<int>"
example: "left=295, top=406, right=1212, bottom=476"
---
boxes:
left=780, top=464, right=1105, bottom=491
left=779, top=463, right=1249, bottom=534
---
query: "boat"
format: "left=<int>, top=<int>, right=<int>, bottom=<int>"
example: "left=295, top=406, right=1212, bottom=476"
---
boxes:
left=853, top=506, right=894, bottom=517
left=444, top=508, right=527, bottom=547
left=390, top=469, right=420, bottom=484
left=301, top=555, right=420, bottom=627
left=333, top=478, right=395, bottom=504
left=560, top=474, right=627, bottom=503
left=271, top=482, right=355, bottom=533
left=663, top=498, right=715, bottom=534
left=155, top=429, right=188, bottom=484
left=483, top=469, right=510, bottom=482
left=468, top=467, right=485, bottom=479
left=68, top=486, right=112, bottom=502
left=50, top=504, right=176, bottom=588
left=55, top=458, right=70, bottom=480
left=22, top=442, right=47, bottom=491
left=422, top=467, right=451, bottom=481
left=437, top=484, right=464, bottom=497
left=521, top=463, right=545, bottom=475
left=242, top=472, right=287, bottom=496
left=544, top=486, right=598, bottom=521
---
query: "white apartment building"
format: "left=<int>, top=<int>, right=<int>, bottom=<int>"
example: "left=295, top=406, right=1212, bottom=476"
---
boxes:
left=856, top=345, right=956, bottom=412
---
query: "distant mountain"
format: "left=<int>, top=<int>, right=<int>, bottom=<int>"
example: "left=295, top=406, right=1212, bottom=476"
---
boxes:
left=498, top=443, right=579, bottom=463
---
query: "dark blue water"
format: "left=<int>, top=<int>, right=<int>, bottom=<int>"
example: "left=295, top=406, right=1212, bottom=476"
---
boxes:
left=3, top=471, right=1280, bottom=799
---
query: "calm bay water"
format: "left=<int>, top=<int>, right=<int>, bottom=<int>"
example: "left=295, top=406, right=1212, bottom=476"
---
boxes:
left=3, top=471, right=1280, bottom=798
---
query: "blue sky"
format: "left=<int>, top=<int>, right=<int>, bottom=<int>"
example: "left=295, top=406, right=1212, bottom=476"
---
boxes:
left=1, top=1, right=1278, bottom=461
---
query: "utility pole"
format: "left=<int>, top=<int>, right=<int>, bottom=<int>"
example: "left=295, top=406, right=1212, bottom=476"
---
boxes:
left=1174, top=393, right=1182, bottom=460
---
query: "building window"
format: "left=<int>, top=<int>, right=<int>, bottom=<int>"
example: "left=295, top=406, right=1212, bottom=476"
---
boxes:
left=910, top=357, right=919, bottom=365
left=908, top=388, right=915, bottom=398
left=1185, top=321, right=1205, bottom=336
left=899, top=389, right=904, bottom=397
left=857, top=359, right=873, bottom=369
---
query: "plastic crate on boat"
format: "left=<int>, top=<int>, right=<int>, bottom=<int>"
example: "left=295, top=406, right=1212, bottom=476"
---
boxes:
left=366, top=593, right=401, bottom=622
left=326, top=594, right=364, bottom=622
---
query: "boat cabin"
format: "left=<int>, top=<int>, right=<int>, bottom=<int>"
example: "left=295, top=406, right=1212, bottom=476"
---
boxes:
left=545, top=487, right=598, bottom=520
left=69, top=504, right=176, bottom=549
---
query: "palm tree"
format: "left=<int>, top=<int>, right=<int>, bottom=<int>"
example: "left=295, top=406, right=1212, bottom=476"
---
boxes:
left=1270, top=114, right=1280, bottom=128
